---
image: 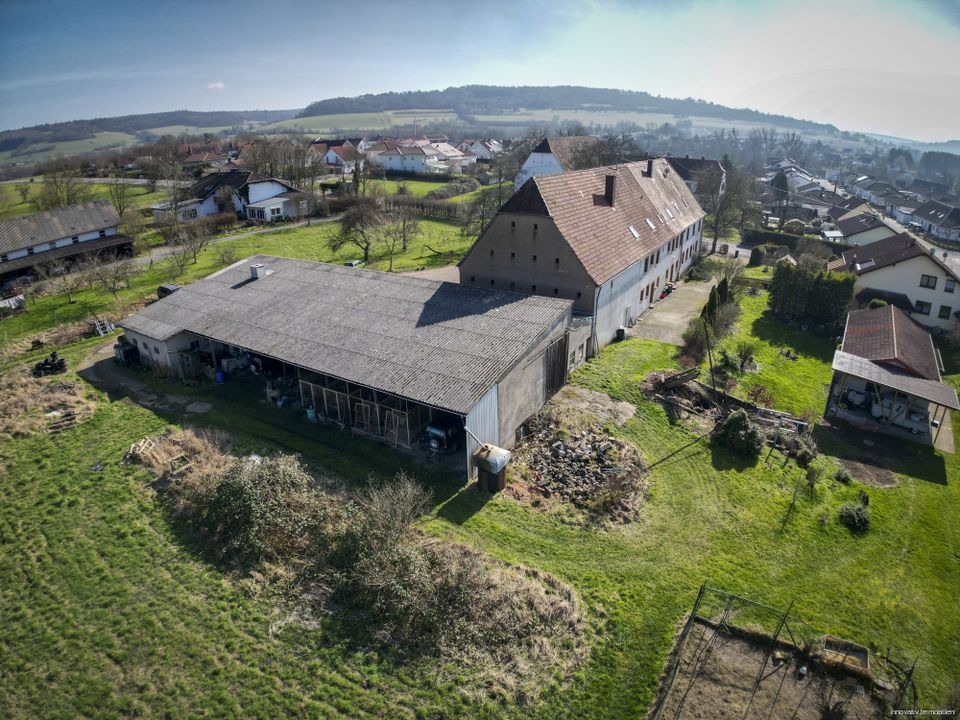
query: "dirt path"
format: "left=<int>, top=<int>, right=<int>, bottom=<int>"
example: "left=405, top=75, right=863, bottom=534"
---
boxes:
left=77, top=340, right=212, bottom=415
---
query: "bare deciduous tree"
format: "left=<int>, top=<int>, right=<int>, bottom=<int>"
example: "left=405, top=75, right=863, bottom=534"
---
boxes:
left=90, top=255, right=137, bottom=299
left=32, top=166, right=93, bottom=211
left=15, top=184, right=30, bottom=204
left=37, top=259, right=92, bottom=304
left=329, top=198, right=386, bottom=263
left=699, top=168, right=748, bottom=254
left=107, top=175, right=131, bottom=215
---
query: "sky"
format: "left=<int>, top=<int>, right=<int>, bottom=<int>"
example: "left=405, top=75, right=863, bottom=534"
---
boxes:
left=1, top=0, right=958, bottom=141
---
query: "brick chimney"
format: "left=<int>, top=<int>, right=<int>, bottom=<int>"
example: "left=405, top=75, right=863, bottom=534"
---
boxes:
left=605, top=174, right=616, bottom=206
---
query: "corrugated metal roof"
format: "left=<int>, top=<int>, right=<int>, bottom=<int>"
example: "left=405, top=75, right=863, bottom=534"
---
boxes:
left=832, top=350, right=959, bottom=409
left=0, top=200, right=119, bottom=254
left=121, top=255, right=572, bottom=413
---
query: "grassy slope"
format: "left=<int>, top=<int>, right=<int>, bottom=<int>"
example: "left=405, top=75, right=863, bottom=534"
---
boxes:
left=0, top=219, right=466, bottom=343
left=713, top=290, right=836, bottom=417
left=2, top=327, right=956, bottom=718
left=260, top=110, right=460, bottom=133
left=0, top=183, right=165, bottom=221
left=0, top=132, right=139, bottom=166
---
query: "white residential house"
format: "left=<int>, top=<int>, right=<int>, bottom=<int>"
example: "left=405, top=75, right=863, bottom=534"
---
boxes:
left=152, top=171, right=299, bottom=223
left=245, top=192, right=307, bottom=224
left=457, top=139, right=502, bottom=161
left=827, top=213, right=898, bottom=246
left=912, top=201, right=960, bottom=242
left=323, top=145, right=360, bottom=173
left=828, top=233, right=960, bottom=331
left=376, top=145, right=446, bottom=175
left=513, top=136, right=600, bottom=188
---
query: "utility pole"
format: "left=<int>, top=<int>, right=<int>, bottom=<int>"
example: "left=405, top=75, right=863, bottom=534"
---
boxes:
left=702, top=317, right=717, bottom=393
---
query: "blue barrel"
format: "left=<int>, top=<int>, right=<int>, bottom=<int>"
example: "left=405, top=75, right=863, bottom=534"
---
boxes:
left=306, top=406, right=317, bottom=422
left=214, top=371, right=225, bottom=383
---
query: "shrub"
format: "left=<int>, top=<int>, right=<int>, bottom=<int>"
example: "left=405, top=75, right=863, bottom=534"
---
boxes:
left=834, top=467, right=852, bottom=484
left=839, top=503, right=870, bottom=531
left=712, top=409, right=764, bottom=458
left=748, top=246, right=763, bottom=266
left=198, top=455, right=326, bottom=565
left=792, top=433, right=819, bottom=468
left=857, top=488, right=870, bottom=506
left=746, top=383, right=774, bottom=407
left=868, top=298, right=888, bottom=309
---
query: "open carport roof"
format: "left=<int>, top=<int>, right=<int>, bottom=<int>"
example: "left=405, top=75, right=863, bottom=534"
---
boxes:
left=121, top=255, right=572, bottom=414
left=832, top=350, right=960, bottom=410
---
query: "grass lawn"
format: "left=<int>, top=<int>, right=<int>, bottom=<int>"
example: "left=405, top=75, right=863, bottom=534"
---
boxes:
left=1, top=320, right=956, bottom=717
left=446, top=182, right=514, bottom=205
left=0, top=182, right=165, bottom=221
left=366, top=178, right=445, bottom=197
left=0, top=219, right=466, bottom=344
left=711, top=290, right=836, bottom=417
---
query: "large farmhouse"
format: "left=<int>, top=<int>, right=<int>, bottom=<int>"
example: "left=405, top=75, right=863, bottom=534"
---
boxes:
left=460, top=158, right=704, bottom=358
left=152, top=171, right=299, bottom=223
left=826, top=305, right=958, bottom=448
left=0, top=200, right=129, bottom=279
left=120, top=255, right=572, bottom=477
left=828, top=233, right=960, bottom=331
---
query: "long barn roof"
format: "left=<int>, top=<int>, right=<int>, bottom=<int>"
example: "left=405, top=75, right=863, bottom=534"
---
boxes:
left=121, top=255, right=572, bottom=414
left=0, top=200, right=119, bottom=255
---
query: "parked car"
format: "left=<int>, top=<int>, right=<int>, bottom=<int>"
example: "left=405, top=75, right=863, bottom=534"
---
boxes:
left=344, top=259, right=364, bottom=268
left=422, top=416, right=465, bottom=453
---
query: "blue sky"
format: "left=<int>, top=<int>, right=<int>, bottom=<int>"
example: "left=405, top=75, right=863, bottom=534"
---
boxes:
left=1, top=0, right=958, bottom=141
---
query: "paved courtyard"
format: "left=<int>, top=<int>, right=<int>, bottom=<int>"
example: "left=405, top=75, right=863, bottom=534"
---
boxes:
left=629, top=280, right=713, bottom=346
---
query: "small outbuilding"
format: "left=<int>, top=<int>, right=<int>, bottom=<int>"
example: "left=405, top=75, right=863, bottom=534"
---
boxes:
left=825, top=305, right=959, bottom=449
left=120, top=255, right=573, bottom=477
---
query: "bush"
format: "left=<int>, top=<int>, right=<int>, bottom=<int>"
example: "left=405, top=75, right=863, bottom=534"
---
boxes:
left=746, top=383, right=774, bottom=407
left=198, top=455, right=327, bottom=565
left=868, top=298, right=888, bottom=309
left=713, top=409, right=764, bottom=458
left=425, top=176, right=479, bottom=200
left=792, top=433, right=819, bottom=468
left=839, top=503, right=871, bottom=531
left=834, top=467, right=852, bottom=484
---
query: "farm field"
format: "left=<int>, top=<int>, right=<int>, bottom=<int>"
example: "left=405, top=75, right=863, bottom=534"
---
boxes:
left=0, top=182, right=165, bottom=221
left=260, top=109, right=462, bottom=134
left=145, top=124, right=236, bottom=136
left=0, top=218, right=466, bottom=343
left=0, top=131, right=140, bottom=166
left=1, top=301, right=957, bottom=717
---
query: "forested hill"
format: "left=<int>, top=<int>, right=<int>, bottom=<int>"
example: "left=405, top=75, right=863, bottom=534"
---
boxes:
left=299, top=84, right=838, bottom=132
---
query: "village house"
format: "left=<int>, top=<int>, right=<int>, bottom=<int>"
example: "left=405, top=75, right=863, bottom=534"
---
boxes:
left=664, top=156, right=726, bottom=199
left=152, top=170, right=299, bottom=223
left=825, top=305, right=958, bottom=449
left=823, top=212, right=897, bottom=246
left=828, top=233, right=960, bottom=331
left=375, top=144, right=447, bottom=175
left=824, top=197, right=868, bottom=223
left=460, top=158, right=704, bottom=360
left=0, top=200, right=130, bottom=279
left=119, top=255, right=573, bottom=478
left=322, top=145, right=361, bottom=173
left=912, top=200, right=960, bottom=242
left=456, top=139, right=502, bottom=161
left=513, top=136, right=600, bottom=187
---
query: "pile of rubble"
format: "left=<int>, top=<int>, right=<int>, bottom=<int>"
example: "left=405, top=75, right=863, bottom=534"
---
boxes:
left=515, top=417, right=647, bottom=522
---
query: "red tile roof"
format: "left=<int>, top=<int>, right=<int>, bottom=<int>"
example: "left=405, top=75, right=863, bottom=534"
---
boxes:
left=842, top=305, right=940, bottom=381
left=499, top=158, right=704, bottom=285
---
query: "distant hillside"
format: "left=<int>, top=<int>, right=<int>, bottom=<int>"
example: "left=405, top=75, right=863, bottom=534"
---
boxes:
left=300, top=85, right=839, bottom=133
left=0, top=109, right=299, bottom=160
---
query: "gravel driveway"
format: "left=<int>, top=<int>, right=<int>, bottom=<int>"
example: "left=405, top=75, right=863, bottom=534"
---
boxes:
left=628, top=280, right=713, bottom=346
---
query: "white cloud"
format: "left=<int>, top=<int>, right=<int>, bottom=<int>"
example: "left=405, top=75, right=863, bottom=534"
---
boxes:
left=207, top=81, right=225, bottom=91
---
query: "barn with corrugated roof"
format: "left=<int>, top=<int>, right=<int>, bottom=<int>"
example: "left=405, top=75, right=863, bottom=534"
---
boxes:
left=120, top=255, right=572, bottom=476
